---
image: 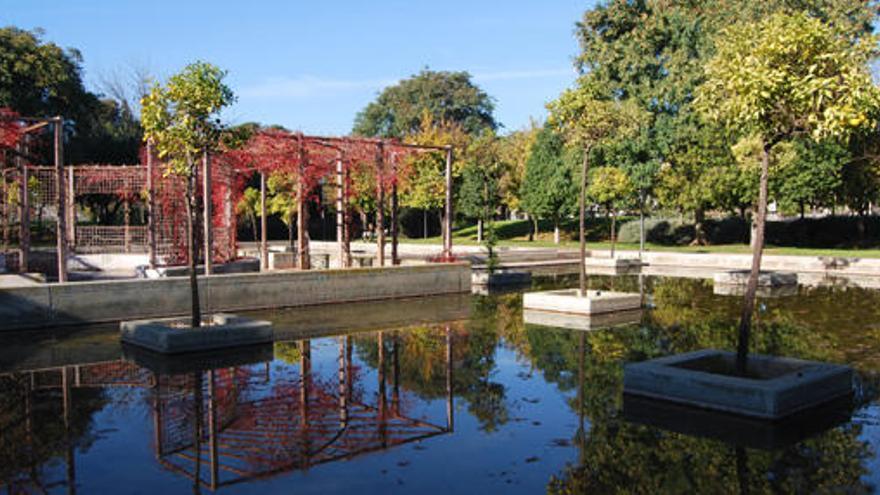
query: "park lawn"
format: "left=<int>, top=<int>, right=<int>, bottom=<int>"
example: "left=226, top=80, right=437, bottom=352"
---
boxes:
left=403, top=219, right=880, bottom=259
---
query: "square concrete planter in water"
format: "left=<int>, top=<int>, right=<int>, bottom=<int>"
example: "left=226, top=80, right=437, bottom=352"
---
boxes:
left=623, top=349, right=852, bottom=420
left=523, top=289, right=641, bottom=315
left=471, top=270, right=532, bottom=287
left=120, top=313, right=273, bottom=354
left=524, top=308, right=642, bottom=331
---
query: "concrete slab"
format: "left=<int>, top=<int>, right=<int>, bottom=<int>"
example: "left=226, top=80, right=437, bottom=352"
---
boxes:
left=523, top=289, right=641, bottom=315
left=524, top=308, right=642, bottom=331
left=120, top=313, right=273, bottom=354
left=471, top=271, right=531, bottom=287
left=714, top=270, right=798, bottom=287
left=0, top=274, right=44, bottom=288
left=623, top=349, right=853, bottom=419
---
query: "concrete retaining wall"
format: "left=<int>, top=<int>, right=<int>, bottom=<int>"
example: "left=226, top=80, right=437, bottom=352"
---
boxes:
left=0, top=263, right=470, bottom=332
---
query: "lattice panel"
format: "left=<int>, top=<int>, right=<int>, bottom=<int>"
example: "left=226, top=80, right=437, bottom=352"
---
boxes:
left=75, top=226, right=147, bottom=253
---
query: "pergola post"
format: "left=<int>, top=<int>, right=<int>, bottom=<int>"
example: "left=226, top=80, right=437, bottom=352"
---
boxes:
left=260, top=172, right=268, bottom=271
left=66, top=166, right=75, bottom=249
left=146, top=141, right=157, bottom=268
left=375, top=142, right=385, bottom=267
left=335, top=151, right=345, bottom=268
left=446, top=324, right=454, bottom=432
left=297, top=135, right=310, bottom=270
left=391, top=152, right=399, bottom=266
left=443, top=146, right=453, bottom=259
left=18, top=136, right=29, bottom=272
left=54, top=116, right=67, bottom=283
left=202, top=151, right=213, bottom=275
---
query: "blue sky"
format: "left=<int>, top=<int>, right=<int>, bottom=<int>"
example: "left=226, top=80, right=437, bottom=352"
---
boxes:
left=3, top=1, right=593, bottom=135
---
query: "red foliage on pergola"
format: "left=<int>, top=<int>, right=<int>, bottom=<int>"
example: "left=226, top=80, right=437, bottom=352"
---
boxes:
left=0, top=108, right=22, bottom=150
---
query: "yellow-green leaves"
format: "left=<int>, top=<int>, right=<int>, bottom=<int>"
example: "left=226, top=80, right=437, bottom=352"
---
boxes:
left=696, top=12, right=880, bottom=142
left=140, top=61, right=235, bottom=177
left=587, top=166, right=633, bottom=208
left=546, top=76, right=646, bottom=151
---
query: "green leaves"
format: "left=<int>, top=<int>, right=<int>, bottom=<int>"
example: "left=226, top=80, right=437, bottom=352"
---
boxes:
left=140, top=61, right=235, bottom=177
left=696, top=12, right=880, bottom=142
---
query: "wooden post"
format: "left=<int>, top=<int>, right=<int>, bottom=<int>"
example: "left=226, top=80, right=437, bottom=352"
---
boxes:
left=445, top=324, right=454, bottom=432
left=443, top=146, right=453, bottom=258
left=224, top=177, right=234, bottom=260
left=342, top=160, right=352, bottom=268
left=207, top=370, right=219, bottom=491
left=18, top=136, right=29, bottom=272
left=375, top=142, right=385, bottom=267
left=297, top=136, right=310, bottom=270
left=336, top=152, right=345, bottom=268
left=146, top=141, right=157, bottom=268
left=260, top=172, right=268, bottom=271
left=202, top=152, right=213, bottom=275
left=123, top=198, right=131, bottom=253
left=54, top=117, right=67, bottom=283
left=67, top=166, right=75, bottom=249
left=391, top=152, right=399, bottom=266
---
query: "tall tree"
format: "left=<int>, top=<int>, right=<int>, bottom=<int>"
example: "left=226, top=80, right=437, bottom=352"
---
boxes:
left=519, top=126, right=577, bottom=244
left=695, top=12, right=880, bottom=372
left=353, top=69, right=497, bottom=138
left=574, top=0, right=878, bottom=225
left=141, top=62, right=235, bottom=328
left=548, top=78, right=645, bottom=294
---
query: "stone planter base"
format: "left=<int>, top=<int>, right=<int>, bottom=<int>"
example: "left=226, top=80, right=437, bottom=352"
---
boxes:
left=524, top=308, right=642, bottom=331
left=623, top=349, right=853, bottom=419
left=120, top=313, right=273, bottom=354
left=714, top=270, right=797, bottom=287
left=122, top=342, right=274, bottom=374
left=137, top=258, right=260, bottom=278
left=523, top=289, right=641, bottom=315
left=623, top=393, right=852, bottom=450
left=471, top=270, right=532, bottom=287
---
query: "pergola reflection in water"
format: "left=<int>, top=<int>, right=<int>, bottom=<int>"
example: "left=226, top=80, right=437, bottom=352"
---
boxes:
left=0, top=328, right=455, bottom=493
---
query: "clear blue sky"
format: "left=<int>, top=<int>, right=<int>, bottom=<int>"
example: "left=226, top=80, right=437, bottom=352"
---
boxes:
left=3, top=1, right=594, bottom=135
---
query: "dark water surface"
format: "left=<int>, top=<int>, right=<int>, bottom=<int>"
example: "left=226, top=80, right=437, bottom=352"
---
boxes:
left=2, top=273, right=880, bottom=494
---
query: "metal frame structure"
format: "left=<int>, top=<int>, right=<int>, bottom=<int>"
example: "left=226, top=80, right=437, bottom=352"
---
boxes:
left=1, top=122, right=455, bottom=281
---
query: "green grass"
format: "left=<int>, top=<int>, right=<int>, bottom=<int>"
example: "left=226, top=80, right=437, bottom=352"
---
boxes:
left=402, top=219, right=880, bottom=259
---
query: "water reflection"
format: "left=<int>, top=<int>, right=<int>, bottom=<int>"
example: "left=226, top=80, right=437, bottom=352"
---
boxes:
left=1, top=274, right=880, bottom=493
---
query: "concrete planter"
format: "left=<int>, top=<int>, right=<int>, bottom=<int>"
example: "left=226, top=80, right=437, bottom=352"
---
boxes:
left=524, top=308, right=642, bottom=331
left=122, top=341, right=274, bottom=374
left=120, top=313, right=273, bottom=354
left=713, top=270, right=797, bottom=287
left=623, top=349, right=853, bottom=419
left=523, top=289, right=641, bottom=315
left=623, top=393, right=852, bottom=450
left=471, top=270, right=531, bottom=287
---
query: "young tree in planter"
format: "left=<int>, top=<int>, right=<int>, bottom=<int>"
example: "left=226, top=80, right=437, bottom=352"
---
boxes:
left=520, top=126, right=577, bottom=244
left=696, top=12, right=880, bottom=372
left=141, top=62, right=235, bottom=328
left=547, top=78, right=645, bottom=295
left=587, top=166, right=633, bottom=257
left=458, top=131, right=505, bottom=268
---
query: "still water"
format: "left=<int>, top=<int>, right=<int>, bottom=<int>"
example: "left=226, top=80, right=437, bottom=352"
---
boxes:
left=2, top=273, right=880, bottom=494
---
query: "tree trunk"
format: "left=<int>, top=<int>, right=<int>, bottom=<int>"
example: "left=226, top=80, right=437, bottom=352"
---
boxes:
left=477, top=218, right=483, bottom=243
left=737, top=139, right=771, bottom=375
left=639, top=195, right=645, bottom=260
left=186, top=171, right=201, bottom=328
left=610, top=209, right=617, bottom=258
left=692, top=207, right=707, bottom=246
left=553, top=218, right=560, bottom=244
left=578, top=150, right=590, bottom=296
left=532, top=216, right=539, bottom=242
left=423, top=209, right=428, bottom=239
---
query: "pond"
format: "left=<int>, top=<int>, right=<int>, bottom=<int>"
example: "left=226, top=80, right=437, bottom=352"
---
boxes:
left=2, top=273, right=880, bottom=494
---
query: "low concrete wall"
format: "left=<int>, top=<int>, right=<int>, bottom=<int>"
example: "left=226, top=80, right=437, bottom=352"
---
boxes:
left=0, top=263, right=470, bottom=332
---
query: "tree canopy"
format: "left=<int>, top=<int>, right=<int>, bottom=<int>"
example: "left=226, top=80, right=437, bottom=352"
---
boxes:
left=353, top=69, right=497, bottom=138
